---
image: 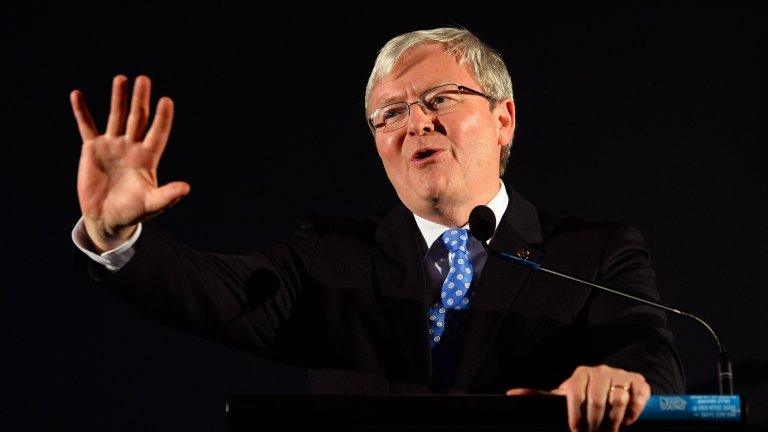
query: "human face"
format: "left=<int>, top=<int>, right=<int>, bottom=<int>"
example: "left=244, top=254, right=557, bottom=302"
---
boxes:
left=368, top=44, right=515, bottom=218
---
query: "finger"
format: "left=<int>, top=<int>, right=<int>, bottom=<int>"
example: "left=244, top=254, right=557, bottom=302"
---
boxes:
left=125, top=75, right=152, bottom=142
left=623, top=379, right=651, bottom=426
left=106, top=75, right=129, bottom=136
left=505, top=388, right=553, bottom=396
left=144, top=96, right=175, bottom=160
left=606, top=383, right=631, bottom=432
left=585, top=371, right=610, bottom=431
left=70, top=90, right=98, bottom=141
left=144, top=181, right=190, bottom=215
left=558, top=369, right=589, bottom=432
left=550, top=388, right=567, bottom=396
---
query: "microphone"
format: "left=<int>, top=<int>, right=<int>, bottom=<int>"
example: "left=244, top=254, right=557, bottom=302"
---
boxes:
left=468, top=205, right=734, bottom=395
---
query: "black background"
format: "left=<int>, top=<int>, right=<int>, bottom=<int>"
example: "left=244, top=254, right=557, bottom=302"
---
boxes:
left=4, top=3, right=767, bottom=431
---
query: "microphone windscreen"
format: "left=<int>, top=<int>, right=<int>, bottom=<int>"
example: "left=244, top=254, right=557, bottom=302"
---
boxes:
left=469, top=205, right=496, bottom=242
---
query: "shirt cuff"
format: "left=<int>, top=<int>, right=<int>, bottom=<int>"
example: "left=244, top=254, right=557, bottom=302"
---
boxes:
left=71, top=217, right=142, bottom=272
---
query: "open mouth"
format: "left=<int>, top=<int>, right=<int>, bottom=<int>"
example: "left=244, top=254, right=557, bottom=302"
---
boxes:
left=411, top=148, right=444, bottom=164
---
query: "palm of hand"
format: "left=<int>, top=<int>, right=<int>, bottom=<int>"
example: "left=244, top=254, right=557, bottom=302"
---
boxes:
left=78, top=136, right=160, bottom=228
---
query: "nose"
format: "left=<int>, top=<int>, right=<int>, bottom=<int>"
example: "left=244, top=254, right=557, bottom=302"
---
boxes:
left=407, top=101, right=436, bottom=136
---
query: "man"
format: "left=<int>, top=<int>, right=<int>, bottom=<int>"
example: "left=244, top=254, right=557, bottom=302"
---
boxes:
left=71, top=28, right=684, bottom=432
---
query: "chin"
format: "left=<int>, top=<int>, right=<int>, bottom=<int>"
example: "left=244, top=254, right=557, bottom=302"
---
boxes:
left=413, top=171, right=450, bottom=202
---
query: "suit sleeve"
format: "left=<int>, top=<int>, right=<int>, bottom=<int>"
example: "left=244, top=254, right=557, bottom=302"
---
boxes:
left=73, top=221, right=318, bottom=363
left=587, top=225, right=686, bottom=394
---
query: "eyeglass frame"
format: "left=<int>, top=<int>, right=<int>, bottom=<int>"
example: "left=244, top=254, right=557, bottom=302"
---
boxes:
left=367, top=84, right=494, bottom=134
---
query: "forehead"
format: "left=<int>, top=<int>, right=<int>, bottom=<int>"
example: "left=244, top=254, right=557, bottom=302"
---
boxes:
left=369, top=44, right=480, bottom=110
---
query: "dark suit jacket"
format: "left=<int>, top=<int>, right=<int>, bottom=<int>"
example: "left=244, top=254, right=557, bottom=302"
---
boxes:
left=76, top=184, right=685, bottom=395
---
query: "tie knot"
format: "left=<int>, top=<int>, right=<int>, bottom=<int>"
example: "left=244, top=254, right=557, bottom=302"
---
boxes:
left=441, top=228, right=469, bottom=253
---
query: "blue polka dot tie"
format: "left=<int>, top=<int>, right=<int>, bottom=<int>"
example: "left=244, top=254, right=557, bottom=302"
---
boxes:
left=428, top=228, right=474, bottom=348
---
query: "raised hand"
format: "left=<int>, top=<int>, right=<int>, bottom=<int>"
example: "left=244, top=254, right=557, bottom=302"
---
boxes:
left=71, top=75, right=190, bottom=252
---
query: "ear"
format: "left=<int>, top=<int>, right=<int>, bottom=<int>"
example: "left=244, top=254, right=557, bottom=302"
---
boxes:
left=493, top=98, right=516, bottom=148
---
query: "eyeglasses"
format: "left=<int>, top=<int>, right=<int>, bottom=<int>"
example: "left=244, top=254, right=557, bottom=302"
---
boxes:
left=368, top=84, right=492, bottom=133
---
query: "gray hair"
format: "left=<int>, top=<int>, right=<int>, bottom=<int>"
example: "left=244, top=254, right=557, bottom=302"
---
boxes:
left=365, top=28, right=515, bottom=176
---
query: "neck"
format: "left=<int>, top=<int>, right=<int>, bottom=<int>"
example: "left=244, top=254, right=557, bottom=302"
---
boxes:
left=414, top=180, right=502, bottom=227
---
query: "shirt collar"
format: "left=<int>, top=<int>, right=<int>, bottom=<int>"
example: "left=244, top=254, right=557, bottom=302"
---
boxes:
left=412, top=180, right=509, bottom=248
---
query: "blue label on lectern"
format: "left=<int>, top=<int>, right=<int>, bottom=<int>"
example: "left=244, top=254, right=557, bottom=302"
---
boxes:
left=639, top=395, right=741, bottom=421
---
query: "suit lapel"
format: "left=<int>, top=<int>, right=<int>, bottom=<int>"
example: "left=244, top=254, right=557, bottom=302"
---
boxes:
left=372, top=204, right=432, bottom=388
left=452, top=184, right=545, bottom=391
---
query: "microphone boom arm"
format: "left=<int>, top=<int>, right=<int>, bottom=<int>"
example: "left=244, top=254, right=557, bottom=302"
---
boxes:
left=481, top=242, right=734, bottom=395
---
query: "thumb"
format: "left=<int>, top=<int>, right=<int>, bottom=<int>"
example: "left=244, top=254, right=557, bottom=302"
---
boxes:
left=145, top=181, right=191, bottom=214
left=506, top=388, right=551, bottom=396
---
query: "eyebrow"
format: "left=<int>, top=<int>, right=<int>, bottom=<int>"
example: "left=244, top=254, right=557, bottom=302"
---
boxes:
left=374, top=82, right=450, bottom=108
